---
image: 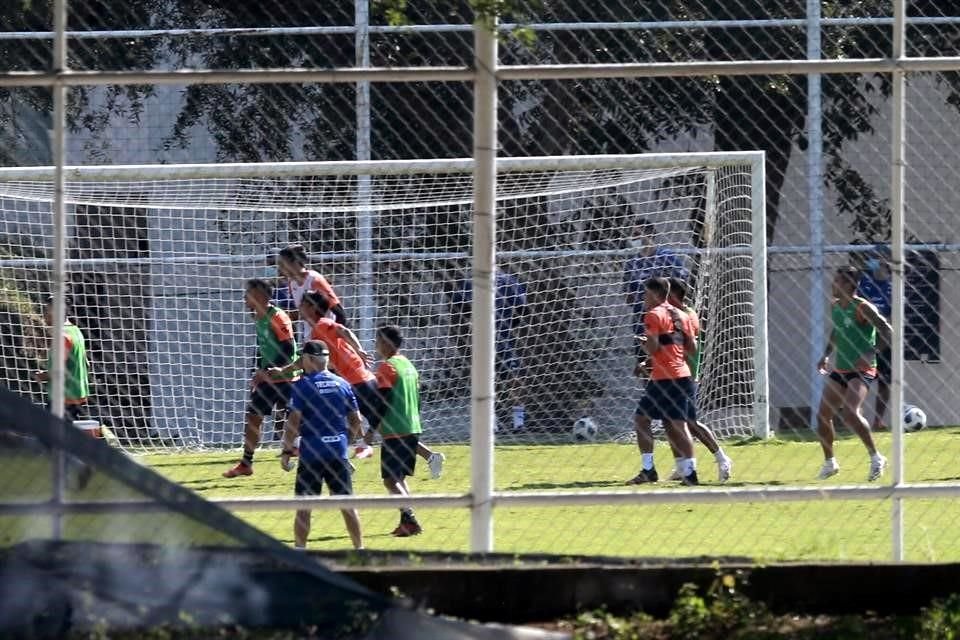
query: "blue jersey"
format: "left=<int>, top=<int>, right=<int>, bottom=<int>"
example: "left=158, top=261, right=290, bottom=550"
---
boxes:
left=858, top=274, right=892, bottom=320
left=288, top=371, right=358, bottom=462
left=272, top=283, right=296, bottom=312
left=452, top=270, right=527, bottom=355
left=623, top=249, right=690, bottom=316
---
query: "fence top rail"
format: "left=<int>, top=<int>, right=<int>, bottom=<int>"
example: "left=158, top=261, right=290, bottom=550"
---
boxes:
left=0, top=152, right=762, bottom=181
left=2, top=16, right=959, bottom=41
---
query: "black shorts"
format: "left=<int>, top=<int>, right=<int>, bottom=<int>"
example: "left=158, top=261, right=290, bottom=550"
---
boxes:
left=247, top=381, right=293, bottom=417
left=876, top=347, right=892, bottom=383
left=636, top=377, right=697, bottom=422
left=828, top=370, right=877, bottom=388
left=381, top=434, right=419, bottom=481
left=352, top=379, right=381, bottom=426
left=295, top=457, right=353, bottom=497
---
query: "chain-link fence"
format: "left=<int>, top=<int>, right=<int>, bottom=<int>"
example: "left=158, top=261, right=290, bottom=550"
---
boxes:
left=3, top=1, right=960, bottom=564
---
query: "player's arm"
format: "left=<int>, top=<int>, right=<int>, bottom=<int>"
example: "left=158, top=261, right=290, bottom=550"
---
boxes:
left=259, top=316, right=298, bottom=380
left=330, top=303, right=348, bottom=326
left=335, top=325, right=373, bottom=363
left=860, top=301, right=892, bottom=347
left=347, top=409, right=363, bottom=443
left=818, top=328, right=837, bottom=372
left=279, top=409, right=301, bottom=470
left=642, top=311, right=661, bottom=356
left=364, top=363, right=396, bottom=443
left=34, top=335, right=73, bottom=382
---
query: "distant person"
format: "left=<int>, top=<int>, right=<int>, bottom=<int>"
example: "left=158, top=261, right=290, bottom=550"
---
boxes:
left=857, top=248, right=893, bottom=431
left=279, top=340, right=364, bottom=550
left=449, top=267, right=528, bottom=430
left=622, top=222, right=689, bottom=364
left=34, top=296, right=90, bottom=423
left=816, top=267, right=892, bottom=482
left=363, top=325, right=426, bottom=537
left=223, top=279, right=299, bottom=478
left=626, top=278, right=700, bottom=486
left=275, top=244, right=347, bottom=341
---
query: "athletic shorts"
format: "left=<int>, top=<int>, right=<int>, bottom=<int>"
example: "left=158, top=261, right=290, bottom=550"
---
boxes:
left=636, top=377, right=697, bottom=422
left=247, top=381, right=293, bottom=417
left=295, top=457, right=353, bottom=497
left=352, top=379, right=381, bottom=426
left=381, top=434, right=419, bottom=481
left=876, top=346, right=892, bottom=383
left=828, top=370, right=877, bottom=388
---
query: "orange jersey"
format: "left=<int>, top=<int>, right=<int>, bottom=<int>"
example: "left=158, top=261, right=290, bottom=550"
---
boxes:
left=309, top=318, right=374, bottom=386
left=289, top=269, right=340, bottom=308
left=644, top=302, right=693, bottom=381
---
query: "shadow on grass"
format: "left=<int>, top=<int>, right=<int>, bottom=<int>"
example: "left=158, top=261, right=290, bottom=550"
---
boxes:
left=506, top=479, right=788, bottom=491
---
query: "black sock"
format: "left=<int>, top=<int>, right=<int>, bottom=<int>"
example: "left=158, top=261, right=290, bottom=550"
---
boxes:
left=242, top=448, right=254, bottom=466
left=400, top=508, right=417, bottom=523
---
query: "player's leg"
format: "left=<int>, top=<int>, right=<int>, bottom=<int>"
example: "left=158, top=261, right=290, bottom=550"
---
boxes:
left=416, top=441, right=445, bottom=480
left=294, top=510, right=312, bottom=549
left=843, top=375, right=886, bottom=481
left=627, top=391, right=659, bottom=484
left=381, top=435, right=422, bottom=536
left=815, top=373, right=846, bottom=478
left=328, top=458, right=363, bottom=550
left=663, top=378, right=698, bottom=485
left=686, top=419, right=733, bottom=482
left=224, top=383, right=275, bottom=477
left=873, top=348, right=892, bottom=431
left=292, top=461, right=322, bottom=548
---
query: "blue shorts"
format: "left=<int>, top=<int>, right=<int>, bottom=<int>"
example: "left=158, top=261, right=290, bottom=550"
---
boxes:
left=637, top=377, right=697, bottom=422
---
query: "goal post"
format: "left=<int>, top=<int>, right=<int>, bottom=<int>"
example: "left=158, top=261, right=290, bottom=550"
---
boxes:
left=0, top=152, right=768, bottom=450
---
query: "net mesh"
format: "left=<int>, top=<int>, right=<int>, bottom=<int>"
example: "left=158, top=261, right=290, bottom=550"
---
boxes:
left=0, top=160, right=760, bottom=450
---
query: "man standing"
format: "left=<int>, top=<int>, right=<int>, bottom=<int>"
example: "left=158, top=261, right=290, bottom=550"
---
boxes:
left=626, top=278, right=700, bottom=486
left=816, top=267, right=893, bottom=481
left=279, top=340, right=364, bottom=550
left=364, top=325, right=424, bottom=537
left=34, top=296, right=90, bottom=423
left=857, top=248, right=893, bottom=431
left=223, top=279, right=299, bottom=478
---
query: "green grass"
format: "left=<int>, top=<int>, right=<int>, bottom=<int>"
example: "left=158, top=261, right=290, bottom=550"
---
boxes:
left=132, top=428, right=960, bottom=563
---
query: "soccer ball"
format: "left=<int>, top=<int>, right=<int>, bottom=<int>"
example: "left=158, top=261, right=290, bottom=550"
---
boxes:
left=903, top=404, right=927, bottom=432
left=572, top=417, right=599, bottom=442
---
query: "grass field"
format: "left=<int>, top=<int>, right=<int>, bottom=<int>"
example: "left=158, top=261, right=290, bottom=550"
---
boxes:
left=129, top=428, right=960, bottom=563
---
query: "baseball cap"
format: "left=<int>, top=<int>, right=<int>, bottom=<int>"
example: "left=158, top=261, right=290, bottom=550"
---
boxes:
left=302, top=340, right=330, bottom=357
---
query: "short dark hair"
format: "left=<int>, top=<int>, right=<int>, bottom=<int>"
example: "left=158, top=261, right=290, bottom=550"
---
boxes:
left=667, top=277, right=688, bottom=303
left=302, top=290, right=331, bottom=314
left=836, top=266, right=860, bottom=288
left=377, top=324, right=403, bottom=349
left=44, top=295, right=73, bottom=313
left=245, top=279, right=272, bottom=298
left=644, top=277, right=670, bottom=299
left=278, top=244, right=309, bottom=267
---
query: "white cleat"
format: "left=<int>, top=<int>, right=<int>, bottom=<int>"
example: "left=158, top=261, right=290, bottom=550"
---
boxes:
left=667, top=468, right=683, bottom=481
left=817, top=460, right=840, bottom=480
left=868, top=455, right=887, bottom=482
left=428, top=452, right=446, bottom=480
left=718, top=458, right=733, bottom=483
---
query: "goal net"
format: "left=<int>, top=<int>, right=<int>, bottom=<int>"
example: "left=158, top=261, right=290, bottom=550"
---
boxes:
left=0, top=154, right=767, bottom=451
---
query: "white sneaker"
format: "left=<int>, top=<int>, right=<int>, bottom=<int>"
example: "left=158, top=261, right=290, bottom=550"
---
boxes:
left=817, top=459, right=840, bottom=480
left=868, top=455, right=887, bottom=482
left=718, top=458, right=733, bottom=482
left=667, top=468, right=682, bottom=481
left=428, top=452, right=446, bottom=479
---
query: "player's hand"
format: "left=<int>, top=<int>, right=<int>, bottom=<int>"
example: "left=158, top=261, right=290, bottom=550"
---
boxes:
left=633, top=359, right=649, bottom=378
left=817, top=356, right=829, bottom=375
left=280, top=451, right=294, bottom=472
left=359, top=350, right=374, bottom=365
left=33, top=370, right=48, bottom=383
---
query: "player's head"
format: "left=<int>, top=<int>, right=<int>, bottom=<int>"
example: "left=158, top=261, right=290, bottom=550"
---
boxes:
left=667, top=277, right=688, bottom=306
left=43, top=295, right=72, bottom=326
left=300, top=290, right=331, bottom=323
left=630, top=222, right=656, bottom=254
left=864, top=246, right=891, bottom=281
left=833, top=266, right=860, bottom=299
left=244, top=279, right=273, bottom=312
left=301, top=339, right=330, bottom=373
left=276, top=244, right=309, bottom=279
left=375, top=324, right=403, bottom=358
left=643, top=277, right=670, bottom=307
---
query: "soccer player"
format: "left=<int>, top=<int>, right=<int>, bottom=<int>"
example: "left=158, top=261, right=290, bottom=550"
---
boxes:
left=623, top=222, right=689, bottom=363
left=363, top=325, right=424, bottom=536
left=223, top=279, right=299, bottom=478
left=665, top=278, right=733, bottom=482
left=626, top=277, right=700, bottom=486
left=816, top=267, right=893, bottom=481
left=269, top=291, right=446, bottom=480
left=279, top=340, right=364, bottom=550
left=34, top=296, right=90, bottom=423
left=857, top=248, right=893, bottom=431
left=275, top=244, right=347, bottom=341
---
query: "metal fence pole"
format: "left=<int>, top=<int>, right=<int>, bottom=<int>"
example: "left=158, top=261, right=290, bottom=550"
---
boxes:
left=355, top=0, right=375, bottom=349
left=807, top=0, right=826, bottom=424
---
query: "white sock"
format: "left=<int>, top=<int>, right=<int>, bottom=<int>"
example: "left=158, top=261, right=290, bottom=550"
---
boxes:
left=825, top=457, right=837, bottom=466
left=674, top=457, right=682, bottom=471
left=871, top=452, right=884, bottom=462
left=714, top=448, right=728, bottom=462
left=641, top=453, right=655, bottom=471
left=294, top=544, right=306, bottom=551
left=683, top=458, right=697, bottom=476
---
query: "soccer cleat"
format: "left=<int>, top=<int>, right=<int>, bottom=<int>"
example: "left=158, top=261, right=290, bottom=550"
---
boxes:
left=718, top=458, right=733, bottom=483
left=223, top=462, right=253, bottom=478
left=868, top=455, right=887, bottom=482
left=392, top=521, right=423, bottom=537
left=667, top=468, right=683, bottom=482
left=626, top=468, right=659, bottom=484
left=427, top=452, right=446, bottom=479
left=817, top=460, right=840, bottom=480
left=682, top=470, right=700, bottom=486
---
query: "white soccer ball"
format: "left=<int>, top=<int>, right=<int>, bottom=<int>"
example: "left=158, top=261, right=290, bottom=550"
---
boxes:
left=903, top=404, right=927, bottom=432
left=572, top=417, right=599, bottom=442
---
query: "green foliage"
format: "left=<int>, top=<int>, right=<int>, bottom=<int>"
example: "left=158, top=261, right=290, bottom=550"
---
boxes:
left=918, top=593, right=960, bottom=640
left=571, top=607, right=654, bottom=640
